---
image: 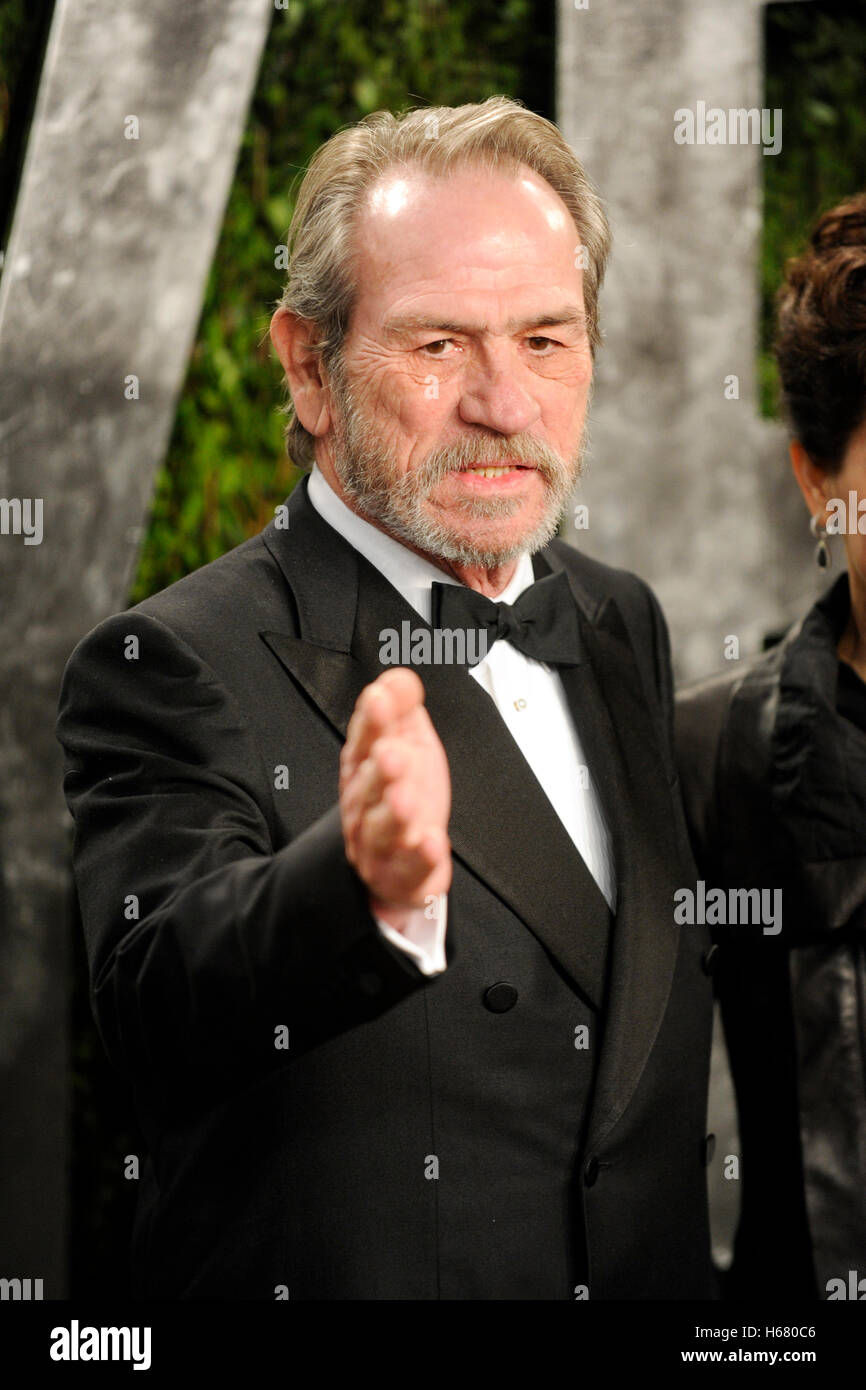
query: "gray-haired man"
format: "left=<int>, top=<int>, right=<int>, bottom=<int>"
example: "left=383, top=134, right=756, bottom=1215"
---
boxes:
left=58, top=98, right=714, bottom=1300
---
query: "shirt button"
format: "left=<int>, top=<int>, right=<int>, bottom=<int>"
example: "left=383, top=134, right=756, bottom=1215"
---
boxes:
left=513, top=697, right=527, bottom=711
left=483, top=983, right=518, bottom=1013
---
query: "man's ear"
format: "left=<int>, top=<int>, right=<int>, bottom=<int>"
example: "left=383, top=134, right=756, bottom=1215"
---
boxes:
left=269, top=307, right=332, bottom=439
left=789, top=439, right=834, bottom=518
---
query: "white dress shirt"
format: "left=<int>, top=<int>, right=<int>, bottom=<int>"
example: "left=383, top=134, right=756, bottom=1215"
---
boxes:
left=307, top=465, right=616, bottom=976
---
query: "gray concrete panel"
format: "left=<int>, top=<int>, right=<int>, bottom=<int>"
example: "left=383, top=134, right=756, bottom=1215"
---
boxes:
left=0, top=0, right=272, bottom=1294
left=558, top=0, right=821, bottom=685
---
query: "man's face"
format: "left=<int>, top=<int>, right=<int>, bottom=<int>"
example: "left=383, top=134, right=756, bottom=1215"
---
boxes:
left=326, top=162, right=593, bottom=568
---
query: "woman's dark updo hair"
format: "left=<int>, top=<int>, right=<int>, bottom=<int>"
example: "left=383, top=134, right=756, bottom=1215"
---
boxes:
left=775, top=192, right=866, bottom=473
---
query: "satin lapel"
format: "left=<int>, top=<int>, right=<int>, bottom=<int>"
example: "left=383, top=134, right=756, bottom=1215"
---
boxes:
left=260, top=483, right=367, bottom=734
left=260, top=482, right=611, bottom=1009
left=539, top=548, right=684, bottom=1152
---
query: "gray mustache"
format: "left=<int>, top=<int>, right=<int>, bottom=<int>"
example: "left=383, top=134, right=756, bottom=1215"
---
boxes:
left=399, top=436, right=569, bottom=492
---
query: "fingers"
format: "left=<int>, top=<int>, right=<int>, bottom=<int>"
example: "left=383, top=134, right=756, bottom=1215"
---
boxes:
left=341, top=738, right=408, bottom=842
left=364, top=826, right=452, bottom=910
left=340, top=667, right=452, bottom=910
left=362, top=771, right=419, bottom=854
left=341, top=668, right=426, bottom=787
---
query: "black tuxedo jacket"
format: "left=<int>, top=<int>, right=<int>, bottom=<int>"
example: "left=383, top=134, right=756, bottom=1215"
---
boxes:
left=56, top=477, right=714, bottom=1300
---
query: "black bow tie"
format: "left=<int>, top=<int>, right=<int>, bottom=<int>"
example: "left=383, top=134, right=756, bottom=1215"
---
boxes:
left=430, top=569, right=582, bottom=667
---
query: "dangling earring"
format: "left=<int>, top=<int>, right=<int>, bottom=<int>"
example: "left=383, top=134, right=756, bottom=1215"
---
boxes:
left=809, top=512, right=831, bottom=569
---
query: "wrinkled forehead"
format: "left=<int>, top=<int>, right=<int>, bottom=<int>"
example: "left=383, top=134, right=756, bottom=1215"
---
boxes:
left=349, top=161, right=583, bottom=308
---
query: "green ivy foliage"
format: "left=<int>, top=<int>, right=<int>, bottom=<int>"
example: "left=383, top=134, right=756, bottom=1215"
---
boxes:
left=0, top=0, right=54, bottom=244
left=0, top=1, right=41, bottom=149
left=761, top=3, right=866, bottom=418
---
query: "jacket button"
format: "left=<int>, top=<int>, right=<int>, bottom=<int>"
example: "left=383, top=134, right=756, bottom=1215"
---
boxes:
left=584, top=1156, right=600, bottom=1187
left=701, top=945, right=719, bottom=976
left=701, top=1133, right=716, bottom=1167
left=483, top=983, right=518, bottom=1013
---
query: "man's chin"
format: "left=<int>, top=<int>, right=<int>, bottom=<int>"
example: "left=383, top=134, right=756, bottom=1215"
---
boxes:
left=407, top=508, right=564, bottom=569
left=331, top=438, right=578, bottom=568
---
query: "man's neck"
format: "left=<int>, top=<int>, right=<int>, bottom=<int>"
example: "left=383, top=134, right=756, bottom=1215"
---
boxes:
left=435, top=556, right=519, bottom=598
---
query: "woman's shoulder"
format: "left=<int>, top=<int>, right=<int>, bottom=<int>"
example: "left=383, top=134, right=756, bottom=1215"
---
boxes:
left=674, top=637, right=795, bottom=864
left=676, top=636, right=790, bottom=762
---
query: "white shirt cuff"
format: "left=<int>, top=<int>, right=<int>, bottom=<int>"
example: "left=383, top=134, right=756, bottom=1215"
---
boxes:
left=375, top=894, right=448, bottom=976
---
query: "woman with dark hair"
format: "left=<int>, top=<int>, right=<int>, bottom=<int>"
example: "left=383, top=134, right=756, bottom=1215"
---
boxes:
left=676, top=193, right=866, bottom=1301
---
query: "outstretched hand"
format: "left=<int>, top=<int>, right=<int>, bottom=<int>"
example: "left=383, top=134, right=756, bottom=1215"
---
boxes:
left=340, top=668, right=452, bottom=921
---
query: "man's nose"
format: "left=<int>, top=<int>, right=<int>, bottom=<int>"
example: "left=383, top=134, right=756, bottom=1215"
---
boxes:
left=457, top=348, right=542, bottom=436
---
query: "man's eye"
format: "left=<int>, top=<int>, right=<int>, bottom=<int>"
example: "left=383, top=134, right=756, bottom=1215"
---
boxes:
left=526, top=336, right=556, bottom=352
left=421, top=339, right=455, bottom=356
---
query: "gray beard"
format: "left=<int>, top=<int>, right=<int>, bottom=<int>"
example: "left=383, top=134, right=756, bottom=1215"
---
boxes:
left=327, top=366, right=589, bottom=569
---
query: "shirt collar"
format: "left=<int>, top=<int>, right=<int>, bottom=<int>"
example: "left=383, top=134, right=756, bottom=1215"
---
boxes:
left=306, top=463, right=535, bottom=623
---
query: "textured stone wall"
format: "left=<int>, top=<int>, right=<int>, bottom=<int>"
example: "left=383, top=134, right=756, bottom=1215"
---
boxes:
left=558, top=0, right=822, bottom=686
left=0, top=0, right=272, bottom=1293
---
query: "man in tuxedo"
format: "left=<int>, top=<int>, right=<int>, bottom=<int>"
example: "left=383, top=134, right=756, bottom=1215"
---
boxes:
left=56, top=97, right=714, bottom=1300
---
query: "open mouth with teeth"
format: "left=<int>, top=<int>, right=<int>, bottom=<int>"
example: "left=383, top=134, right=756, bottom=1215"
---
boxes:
left=459, top=464, right=533, bottom=478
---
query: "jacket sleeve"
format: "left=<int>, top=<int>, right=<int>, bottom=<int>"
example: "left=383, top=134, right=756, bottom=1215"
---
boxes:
left=643, top=580, right=676, bottom=766
left=617, top=573, right=678, bottom=778
left=56, top=609, right=432, bottom=1100
left=674, top=673, right=737, bottom=878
